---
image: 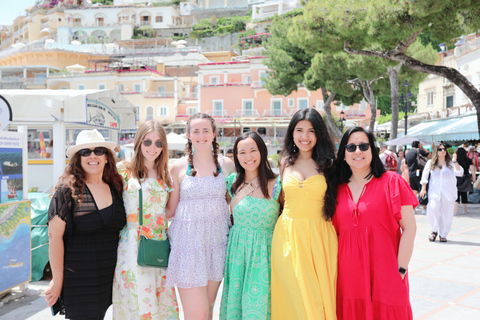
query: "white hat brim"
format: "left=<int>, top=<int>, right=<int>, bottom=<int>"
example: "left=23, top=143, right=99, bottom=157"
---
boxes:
left=66, top=141, right=117, bottom=159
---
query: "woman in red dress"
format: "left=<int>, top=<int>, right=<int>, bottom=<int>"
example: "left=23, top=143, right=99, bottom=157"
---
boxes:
left=333, top=127, right=418, bottom=320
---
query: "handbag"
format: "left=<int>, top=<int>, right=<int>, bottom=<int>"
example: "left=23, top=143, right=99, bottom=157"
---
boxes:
left=457, top=174, right=474, bottom=193
left=416, top=149, right=427, bottom=172
left=137, top=187, right=170, bottom=268
left=418, top=170, right=430, bottom=206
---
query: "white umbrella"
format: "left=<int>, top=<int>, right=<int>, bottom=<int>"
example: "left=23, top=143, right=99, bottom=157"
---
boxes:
left=71, top=40, right=81, bottom=45
left=65, top=64, right=86, bottom=71
left=12, top=43, right=25, bottom=48
left=176, top=44, right=186, bottom=49
left=384, top=135, right=434, bottom=146
left=177, top=40, right=187, bottom=45
left=45, top=39, right=55, bottom=44
left=167, top=132, right=188, bottom=150
left=105, top=43, right=116, bottom=48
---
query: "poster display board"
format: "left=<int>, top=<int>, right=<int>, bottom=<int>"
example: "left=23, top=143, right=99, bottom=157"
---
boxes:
left=0, top=132, right=23, bottom=203
left=0, top=200, right=31, bottom=294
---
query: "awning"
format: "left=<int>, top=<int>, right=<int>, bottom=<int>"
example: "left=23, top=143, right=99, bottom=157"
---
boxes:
left=401, top=115, right=479, bottom=142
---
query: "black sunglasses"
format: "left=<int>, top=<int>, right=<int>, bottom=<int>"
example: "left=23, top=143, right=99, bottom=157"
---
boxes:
left=345, top=143, right=370, bottom=153
left=79, top=147, right=107, bottom=157
left=438, top=147, right=446, bottom=151
left=143, top=139, right=162, bottom=148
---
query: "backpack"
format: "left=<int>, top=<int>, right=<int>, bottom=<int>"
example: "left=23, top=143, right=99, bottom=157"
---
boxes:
left=384, top=151, right=398, bottom=171
left=416, top=149, right=427, bottom=172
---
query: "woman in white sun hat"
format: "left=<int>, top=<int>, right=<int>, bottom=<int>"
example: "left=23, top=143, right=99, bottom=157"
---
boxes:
left=45, top=129, right=126, bottom=320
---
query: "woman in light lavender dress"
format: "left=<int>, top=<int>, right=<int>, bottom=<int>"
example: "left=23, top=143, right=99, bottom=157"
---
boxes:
left=166, top=113, right=235, bottom=320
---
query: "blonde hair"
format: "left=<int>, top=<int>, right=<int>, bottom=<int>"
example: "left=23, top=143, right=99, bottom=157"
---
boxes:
left=127, top=120, right=172, bottom=187
left=185, top=113, right=220, bottom=177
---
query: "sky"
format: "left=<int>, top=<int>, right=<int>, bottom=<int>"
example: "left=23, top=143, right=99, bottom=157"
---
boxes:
left=0, top=0, right=38, bottom=26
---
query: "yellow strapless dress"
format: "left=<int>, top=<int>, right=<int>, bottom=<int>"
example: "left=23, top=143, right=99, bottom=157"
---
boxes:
left=271, top=175, right=338, bottom=320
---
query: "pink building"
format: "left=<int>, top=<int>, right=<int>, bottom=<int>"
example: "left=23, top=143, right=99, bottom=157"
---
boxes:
left=191, top=56, right=377, bottom=145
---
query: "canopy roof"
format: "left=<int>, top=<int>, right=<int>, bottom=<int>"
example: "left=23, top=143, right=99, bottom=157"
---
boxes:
left=401, top=115, right=479, bottom=142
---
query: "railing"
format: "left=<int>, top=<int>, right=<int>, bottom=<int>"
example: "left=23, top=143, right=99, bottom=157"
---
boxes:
left=262, top=109, right=290, bottom=117
left=225, top=82, right=251, bottom=87
left=13, top=29, right=22, bottom=37
left=202, top=82, right=224, bottom=87
left=96, top=21, right=104, bottom=27
left=144, top=91, right=176, bottom=99
left=183, top=92, right=198, bottom=100
left=1, top=77, right=23, bottom=83
left=250, top=81, right=266, bottom=88
left=72, top=22, right=82, bottom=27
left=140, top=21, right=151, bottom=26
left=206, top=110, right=230, bottom=118
left=25, top=77, right=46, bottom=85
left=345, top=109, right=365, bottom=117
left=234, top=109, right=260, bottom=117
left=41, top=22, right=50, bottom=29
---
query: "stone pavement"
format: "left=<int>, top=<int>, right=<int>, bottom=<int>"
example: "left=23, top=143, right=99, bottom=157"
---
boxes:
left=1, top=205, right=480, bottom=319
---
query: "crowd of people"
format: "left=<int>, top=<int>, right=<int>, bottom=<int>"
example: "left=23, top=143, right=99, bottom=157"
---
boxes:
left=52, top=109, right=480, bottom=319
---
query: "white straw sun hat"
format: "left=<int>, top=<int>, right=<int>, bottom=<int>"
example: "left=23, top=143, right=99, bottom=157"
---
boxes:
left=66, top=129, right=116, bottom=159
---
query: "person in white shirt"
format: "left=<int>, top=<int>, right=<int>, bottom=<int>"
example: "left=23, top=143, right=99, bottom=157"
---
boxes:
left=379, top=145, right=399, bottom=172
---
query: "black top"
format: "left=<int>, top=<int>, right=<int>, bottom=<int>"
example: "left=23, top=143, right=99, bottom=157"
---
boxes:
left=48, top=184, right=126, bottom=319
left=405, top=148, right=430, bottom=178
left=458, top=157, right=472, bottom=175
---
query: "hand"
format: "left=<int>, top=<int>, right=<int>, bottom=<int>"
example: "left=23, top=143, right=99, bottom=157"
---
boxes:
left=400, top=273, right=406, bottom=280
left=45, top=279, right=62, bottom=307
left=452, top=153, right=457, bottom=162
left=419, top=189, right=427, bottom=199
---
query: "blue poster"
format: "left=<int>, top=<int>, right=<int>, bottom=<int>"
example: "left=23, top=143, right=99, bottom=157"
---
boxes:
left=0, top=200, right=31, bottom=294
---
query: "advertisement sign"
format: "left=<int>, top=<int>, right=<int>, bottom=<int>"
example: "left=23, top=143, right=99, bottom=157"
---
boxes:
left=0, top=132, right=23, bottom=203
left=85, top=99, right=120, bottom=130
left=0, top=200, right=31, bottom=294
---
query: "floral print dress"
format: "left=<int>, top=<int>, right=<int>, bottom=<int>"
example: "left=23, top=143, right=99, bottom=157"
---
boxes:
left=113, top=162, right=179, bottom=320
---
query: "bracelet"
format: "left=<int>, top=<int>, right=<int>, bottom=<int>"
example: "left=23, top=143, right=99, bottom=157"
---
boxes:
left=453, top=161, right=458, bottom=163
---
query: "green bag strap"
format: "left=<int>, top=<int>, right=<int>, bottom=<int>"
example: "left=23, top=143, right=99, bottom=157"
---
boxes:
left=138, top=187, right=143, bottom=226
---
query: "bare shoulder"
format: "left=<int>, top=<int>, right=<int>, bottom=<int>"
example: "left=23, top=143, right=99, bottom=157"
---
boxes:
left=170, top=157, right=187, bottom=176
left=221, top=155, right=235, bottom=176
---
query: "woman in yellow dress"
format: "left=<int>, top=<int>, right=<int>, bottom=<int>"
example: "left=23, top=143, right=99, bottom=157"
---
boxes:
left=271, top=108, right=338, bottom=319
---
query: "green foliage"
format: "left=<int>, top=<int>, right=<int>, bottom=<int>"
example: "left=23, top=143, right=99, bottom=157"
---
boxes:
left=191, top=15, right=249, bottom=39
left=132, top=26, right=155, bottom=39
left=92, top=0, right=113, bottom=4
left=377, top=111, right=413, bottom=125
left=377, top=96, right=392, bottom=116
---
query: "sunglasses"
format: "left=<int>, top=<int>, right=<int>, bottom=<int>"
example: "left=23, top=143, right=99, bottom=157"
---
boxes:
left=345, top=143, right=370, bottom=153
left=438, top=147, right=446, bottom=151
left=79, top=147, right=107, bottom=157
left=143, top=139, right=162, bottom=148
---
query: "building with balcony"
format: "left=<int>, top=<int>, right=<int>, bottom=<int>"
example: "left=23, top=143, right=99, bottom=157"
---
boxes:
left=417, top=34, right=480, bottom=120
left=57, top=4, right=196, bottom=45
left=251, top=0, right=301, bottom=21
left=197, top=55, right=374, bottom=146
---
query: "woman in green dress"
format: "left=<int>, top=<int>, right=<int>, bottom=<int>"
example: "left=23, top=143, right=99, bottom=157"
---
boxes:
left=220, top=131, right=283, bottom=320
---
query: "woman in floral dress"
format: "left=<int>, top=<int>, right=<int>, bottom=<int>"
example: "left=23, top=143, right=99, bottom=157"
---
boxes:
left=220, top=132, right=282, bottom=320
left=113, top=120, right=178, bottom=319
left=166, top=113, right=235, bottom=320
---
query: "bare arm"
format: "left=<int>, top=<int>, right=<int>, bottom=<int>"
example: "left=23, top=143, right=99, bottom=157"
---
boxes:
left=470, top=164, right=476, bottom=183
left=397, top=205, right=417, bottom=279
left=222, top=156, right=235, bottom=177
left=166, top=159, right=185, bottom=219
left=45, top=216, right=66, bottom=307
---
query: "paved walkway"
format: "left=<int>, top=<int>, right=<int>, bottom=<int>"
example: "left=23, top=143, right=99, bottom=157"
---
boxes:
left=1, top=205, right=480, bottom=319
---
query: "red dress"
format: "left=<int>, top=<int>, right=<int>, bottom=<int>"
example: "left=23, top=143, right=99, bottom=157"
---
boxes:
left=333, top=171, right=418, bottom=320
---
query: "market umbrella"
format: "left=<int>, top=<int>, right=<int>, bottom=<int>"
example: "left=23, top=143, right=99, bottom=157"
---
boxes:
left=384, top=135, right=434, bottom=146
left=166, top=132, right=188, bottom=150
left=65, top=64, right=86, bottom=71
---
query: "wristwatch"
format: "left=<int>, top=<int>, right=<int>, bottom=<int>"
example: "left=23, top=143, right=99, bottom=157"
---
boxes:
left=398, top=266, right=407, bottom=276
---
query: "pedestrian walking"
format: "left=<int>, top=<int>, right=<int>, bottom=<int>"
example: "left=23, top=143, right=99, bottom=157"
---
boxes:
left=420, top=144, right=463, bottom=242
left=220, top=132, right=282, bottom=320
left=271, top=108, right=338, bottom=320
left=405, top=141, right=431, bottom=213
left=379, top=144, right=398, bottom=172
left=112, top=121, right=179, bottom=319
left=333, top=127, right=417, bottom=320
left=166, top=113, right=235, bottom=320
left=45, top=129, right=126, bottom=319
left=454, top=147, right=476, bottom=215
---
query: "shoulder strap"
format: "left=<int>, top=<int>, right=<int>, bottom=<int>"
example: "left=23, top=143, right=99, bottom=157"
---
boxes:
left=138, top=187, right=143, bottom=226
left=231, top=177, right=260, bottom=210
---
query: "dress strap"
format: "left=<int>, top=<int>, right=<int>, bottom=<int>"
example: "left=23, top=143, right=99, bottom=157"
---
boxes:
left=271, top=175, right=282, bottom=200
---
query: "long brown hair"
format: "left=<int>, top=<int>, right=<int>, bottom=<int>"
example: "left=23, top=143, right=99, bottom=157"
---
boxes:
left=185, top=113, right=220, bottom=177
left=127, top=120, right=172, bottom=187
left=431, top=143, right=453, bottom=170
left=54, top=148, right=123, bottom=202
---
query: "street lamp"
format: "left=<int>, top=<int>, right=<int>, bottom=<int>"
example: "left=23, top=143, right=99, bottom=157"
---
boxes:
left=400, top=80, right=415, bottom=136
left=339, top=110, right=346, bottom=132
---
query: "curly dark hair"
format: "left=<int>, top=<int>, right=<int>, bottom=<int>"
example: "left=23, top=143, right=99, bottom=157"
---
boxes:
left=231, top=131, right=277, bottom=199
left=185, top=113, right=220, bottom=177
left=335, top=126, right=385, bottom=184
left=280, top=108, right=337, bottom=220
left=54, top=148, right=124, bottom=203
